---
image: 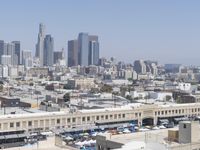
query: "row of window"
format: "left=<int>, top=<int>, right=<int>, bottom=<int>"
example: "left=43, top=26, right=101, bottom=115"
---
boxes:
left=5, top=113, right=128, bottom=129
left=155, top=108, right=200, bottom=116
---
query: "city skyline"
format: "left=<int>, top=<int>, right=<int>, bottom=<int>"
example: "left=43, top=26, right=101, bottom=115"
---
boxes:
left=0, top=0, right=200, bottom=65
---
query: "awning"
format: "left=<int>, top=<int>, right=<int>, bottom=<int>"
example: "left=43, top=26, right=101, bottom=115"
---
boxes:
left=17, top=134, right=28, bottom=138
left=159, top=119, right=169, bottom=123
left=0, top=136, right=5, bottom=140
left=174, top=117, right=188, bottom=121
left=5, top=134, right=18, bottom=139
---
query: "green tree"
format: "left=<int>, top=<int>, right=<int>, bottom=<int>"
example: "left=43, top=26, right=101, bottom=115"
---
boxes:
left=63, top=93, right=70, bottom=102
left=100, top=84, right=113, bottom=93
left=166, top=95, right=172, bottom=101
left=0, top=84, right=3, bottom=92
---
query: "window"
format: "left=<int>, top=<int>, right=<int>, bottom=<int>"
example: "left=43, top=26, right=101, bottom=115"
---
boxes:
left=155, top=112, right=157, bottom=115
left=82, top=117, right=85, bottom=122
left=110, top=115, right=113, bottom=118
left=161, top=111, right=164, bottom=115
left=101, top=115, right=104, bottom=119
left=179, top=110, right=181, bottom=114
left=183, top=124, right=186, bottom=128
left=118, top=114, right=121, bottom=118
left=57, top=119, right=60, bottom=124
left=96, top=116, right=99, bottom=120
left=105, top=115, right=108, bottom=119
left=10, top=123, right=14, bottom=128
left=135, top=113, right=138, bottom=117
left=165, top=111, right=167, bottom=115
left=28, top=121, right=32, bottom=127
left=72, top=118, right=76, bottom=123
left=175, top=110, right=178, bottom=114
left=67, top=118, right=71, bottom=123
left=114, top=114, right=117, bottom=119
left=158, top=111, right=160, bottom=115
left=16, top=122, right=20, bottom=127
left=122, top=114, right=125, bottom=118
left=87, top=117, right=90, bottom=121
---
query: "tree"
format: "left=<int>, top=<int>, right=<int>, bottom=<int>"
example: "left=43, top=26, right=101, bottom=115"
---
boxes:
left=29, top=82, right=34, bottom=86
left=63, top=84, right=72, bottom=90
left=126, top=95, right=132, bottom=100
left=100, top=84, right=113, bottom=93
left=166, top=95, right=172, bottom=101
left=63, top=93, right=70, bottom=102
left=0, top=85, right=3, bottom=92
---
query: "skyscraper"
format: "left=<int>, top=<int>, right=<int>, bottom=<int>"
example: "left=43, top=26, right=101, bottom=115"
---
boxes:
left=4, top=43, right=16, bottom=65
left=134, top=60, right=147, bottom=74
left=77, top=33, right=100, bottom=66
left=78, top=33, right=89, bottom=66
left=88, top=35, right=99, bottom=65
left=43, top=35, right=54, bottom=66
left=68, top=40, right=78, bottom=67
left=12, top=41, right=20, bottom=65
left=1, top=55, right=11, bottom=65
left=22, top=50, right=32, bottom=65
left=54, top=50, right=64, bottom=64
left=0, top=40, right=4, bottom=64
left=35, top=23, right=45, bottom=66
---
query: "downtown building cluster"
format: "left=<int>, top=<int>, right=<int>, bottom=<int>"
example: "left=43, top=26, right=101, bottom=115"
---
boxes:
left=68, top=33, right=99, bottom=67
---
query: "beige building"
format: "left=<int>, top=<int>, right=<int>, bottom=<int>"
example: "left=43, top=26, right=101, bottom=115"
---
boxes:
left=0, top=103, right=200, bottom=133
left=68, top=77, right=96, bottom=90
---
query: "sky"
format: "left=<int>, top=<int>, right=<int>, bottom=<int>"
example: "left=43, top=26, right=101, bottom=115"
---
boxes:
left=0, top=0, right=200, bottom=65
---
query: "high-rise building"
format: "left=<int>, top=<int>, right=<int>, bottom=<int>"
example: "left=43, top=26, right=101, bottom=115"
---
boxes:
left=0, top=40, right=4, bottom=64
left=78, top=33, right=89, bottom=66
left=88, top=35, right=99, bottom=65
left=68, top=40, right=78, bottom=67
left=54, top=50, right=64, bottom=64
left=4, top=43, right=16, bottom=65
left=77, top=33, right=100, bottom=66
left=22, top=50, right=32, bottom=65
left=35, top=23, right=45, bottom=66
left=134, top=60, right=146, bottom=74
left=44, top=35, right=54, bottom=66
left=12, top=41, right=20, bottom=65
left=1, top=55, right=11, bottom=65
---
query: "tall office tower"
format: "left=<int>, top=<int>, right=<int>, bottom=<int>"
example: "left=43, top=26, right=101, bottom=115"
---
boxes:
left=88, top=35, right=99, bottom=65
left=1, top=55, right=11, bottom=65
left=78, top=33, right=89, bottom=66
left=0, top=40, right=4, bottom=64
left=68, top=40, right=78, bottom=67
left=144, top=60, right=158, bottom=76
left=12, top=41, right=20, bottom=65
left=22, top=50, right=32, bottom=65
left=134, top=60, right=147, bottom=74
left=4, top=43, right=16, bottom=65
left=54, top=51, right=63, bottom=64
left=43, top=35, right=54, bottom=66
left=35, top=23, right=45, bottom=66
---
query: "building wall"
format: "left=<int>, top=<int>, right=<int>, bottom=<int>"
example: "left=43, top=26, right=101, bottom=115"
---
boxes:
left=0, top=103, right=200, bottom=132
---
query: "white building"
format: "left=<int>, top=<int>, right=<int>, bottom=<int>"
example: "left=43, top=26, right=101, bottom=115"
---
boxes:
left=1, top=55, right=11, bottom=65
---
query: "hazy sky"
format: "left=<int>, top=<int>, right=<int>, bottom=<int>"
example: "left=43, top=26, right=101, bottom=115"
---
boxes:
left=0, top=0, right=200, bottom=65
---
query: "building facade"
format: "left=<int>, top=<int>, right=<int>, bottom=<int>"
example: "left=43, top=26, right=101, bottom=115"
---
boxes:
left=44, top=35, right=54, bottom=66
left=68, top=40, right=78, bottom=67
left=0, top=103, right=200, bottom=133
left=35, top=23, right=45, bottom=66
